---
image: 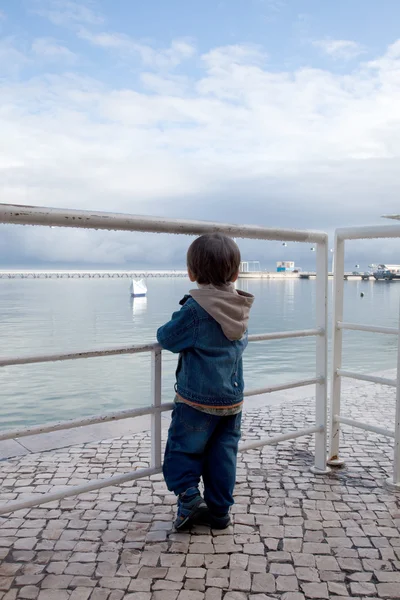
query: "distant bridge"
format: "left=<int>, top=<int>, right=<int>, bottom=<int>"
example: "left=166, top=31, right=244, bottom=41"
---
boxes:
left=0, top=270, right=188, bottom=279
left=0, top=270, right=376, bottom=281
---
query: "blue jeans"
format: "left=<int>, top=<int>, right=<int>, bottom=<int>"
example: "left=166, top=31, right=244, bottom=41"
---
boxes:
left=163, top=402, right=242, bottom=515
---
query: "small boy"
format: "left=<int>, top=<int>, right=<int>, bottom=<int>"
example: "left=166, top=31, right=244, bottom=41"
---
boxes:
left=157, top=233, right=254, bottom=530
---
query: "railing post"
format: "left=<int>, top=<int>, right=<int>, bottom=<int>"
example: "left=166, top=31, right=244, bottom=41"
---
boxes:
left=328, top=235, right=346, bottom=467
left=311, top=240, right=330, bottom=474
left=151, top=347, right=162, bottom=469
left=387, top=301, right=400, bottom=490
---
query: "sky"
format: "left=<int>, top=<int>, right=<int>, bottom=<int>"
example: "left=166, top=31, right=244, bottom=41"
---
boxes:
left=1, top=0, right=400, bottom=269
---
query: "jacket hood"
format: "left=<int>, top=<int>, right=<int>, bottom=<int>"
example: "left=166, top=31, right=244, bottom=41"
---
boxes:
left=190, top=283, right=254, bottom=341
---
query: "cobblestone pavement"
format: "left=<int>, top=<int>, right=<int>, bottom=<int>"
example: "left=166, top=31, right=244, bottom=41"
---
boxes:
left=0, top=382, right=400, bottom=600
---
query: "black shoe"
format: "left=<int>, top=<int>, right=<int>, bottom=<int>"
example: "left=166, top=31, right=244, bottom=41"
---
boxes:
left=199, top=509, right=231, bottom=530
left=174, top=491, right=208, bottom=531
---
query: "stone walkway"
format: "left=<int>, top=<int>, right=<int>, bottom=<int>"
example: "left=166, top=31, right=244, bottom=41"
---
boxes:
left=0, top=381, right=400, bottom=600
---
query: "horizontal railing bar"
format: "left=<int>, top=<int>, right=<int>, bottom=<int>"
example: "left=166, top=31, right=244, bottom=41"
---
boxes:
left=337, top=369, right=397, bottom=387
left=335, top=415, right=395, bottom=438
left=0, top=343, right=160, bottom=368
left=240, top=425, right=323, bottom=452
left=0, top=204, right=327, bottom=243
left=0, top=330, right=322, bottom=369
left=336, top=224, right=400, bottom=241
left=248, top=328, right=321, bottom=342
left=0, top=466, right=161, bottom=516
left=244, top=377, right=321, bottom=397
left=338, top=322, right=398, bottom=335
left=0, top=403, right=175, bottom=442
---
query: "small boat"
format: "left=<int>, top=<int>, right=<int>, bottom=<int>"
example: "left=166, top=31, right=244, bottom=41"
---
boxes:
left=373, top=265, right=400, bottom=281
left=130, top=279, right=147, bottom=297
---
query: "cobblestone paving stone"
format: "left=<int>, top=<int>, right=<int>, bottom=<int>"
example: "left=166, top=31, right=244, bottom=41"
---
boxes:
left=0, top=383, right=400, bottom=599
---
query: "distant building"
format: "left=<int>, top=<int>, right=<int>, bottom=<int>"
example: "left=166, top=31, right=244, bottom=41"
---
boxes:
left=276, top=261, right=295, bottom=273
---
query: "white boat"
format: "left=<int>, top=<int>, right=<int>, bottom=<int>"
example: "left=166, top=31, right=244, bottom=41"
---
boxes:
left=130, top=279, right=147, bottom=297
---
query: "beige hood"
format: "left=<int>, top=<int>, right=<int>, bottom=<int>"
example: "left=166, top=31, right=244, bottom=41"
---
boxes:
left=190, top=283, right=254, bottom=341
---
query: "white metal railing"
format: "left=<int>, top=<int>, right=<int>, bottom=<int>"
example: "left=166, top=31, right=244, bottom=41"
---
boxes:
left=0, top=203, right=330, bottom=515
left=328, top=224, right=400, bottom=490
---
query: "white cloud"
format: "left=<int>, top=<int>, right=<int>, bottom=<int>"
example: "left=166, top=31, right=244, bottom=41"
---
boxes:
left=313, top=38, right=365, bottom=60
left=140, top=73, right=190, bottom=95
left=2, top=37, right=400, bottom=265
left=78, top=29, right=195, bottom=69
left=202, top=44, right=267, bottom=70
left=32, top=38, right=77, bottom=63
left=34, top=0, right=103, bottom=27
left=367, top=39, right=400, bottom=72
left=77, top=30, right=132, bottom=51
left=0, top=37, right=29, bottom=74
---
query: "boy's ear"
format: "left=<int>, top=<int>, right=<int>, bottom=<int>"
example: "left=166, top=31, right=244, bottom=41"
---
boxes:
left=231, top=270, right=239, bottom=283
left=188, top=269, right=197, bottom=282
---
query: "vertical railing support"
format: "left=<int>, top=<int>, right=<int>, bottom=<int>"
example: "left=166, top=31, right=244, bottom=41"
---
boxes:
left=151, top=347, right=162, bottom=469
left=311, top=240, right=330, bottom=474
left=328, top=235, right=346, bottom=467
left=387, top=301, right=400, bottom=490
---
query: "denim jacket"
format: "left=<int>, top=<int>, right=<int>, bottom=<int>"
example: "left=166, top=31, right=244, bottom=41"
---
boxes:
left=157, top=291, right=253, bottom=408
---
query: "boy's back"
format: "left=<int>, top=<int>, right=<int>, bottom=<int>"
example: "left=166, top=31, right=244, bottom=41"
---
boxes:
left=157, top=233, right=254, bottom=531
left=157, top=285, right=253, bottom=408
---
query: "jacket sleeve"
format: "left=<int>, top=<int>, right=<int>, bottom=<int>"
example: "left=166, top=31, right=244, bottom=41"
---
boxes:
left=156, top=302, right=196, bottom=353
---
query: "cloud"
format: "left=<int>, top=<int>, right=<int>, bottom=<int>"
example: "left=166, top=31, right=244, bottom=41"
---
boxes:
left=0, top=37, right=29, bottom=74
left=140, top=73, right=190, bottom=96
left=367, top=39, right=400, bottom=71
left=313, top=38, right=365, bottom=60
left=202, top=44, right=267, bottom=70
left=31, top=38, right=77, bottom=63
left=1, top=37, right=400, bottom=267
left=34, top=0, right=103, bottom=27
left=78, top=29, right=195, bottom=69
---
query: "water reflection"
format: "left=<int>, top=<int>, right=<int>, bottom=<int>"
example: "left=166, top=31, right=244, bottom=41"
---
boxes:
left=280, top=279, right=295, bottom=316
left=131, top=296, right=148, bottom=318
left=237, top=279, right=250, bottom=293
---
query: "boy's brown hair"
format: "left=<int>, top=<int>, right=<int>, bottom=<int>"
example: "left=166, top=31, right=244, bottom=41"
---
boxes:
left=187, top=233, right=241, bottom=287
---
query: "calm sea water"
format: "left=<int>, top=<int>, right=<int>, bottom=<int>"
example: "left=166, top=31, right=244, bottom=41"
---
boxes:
left=0, top=277, right=399, bottom=430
